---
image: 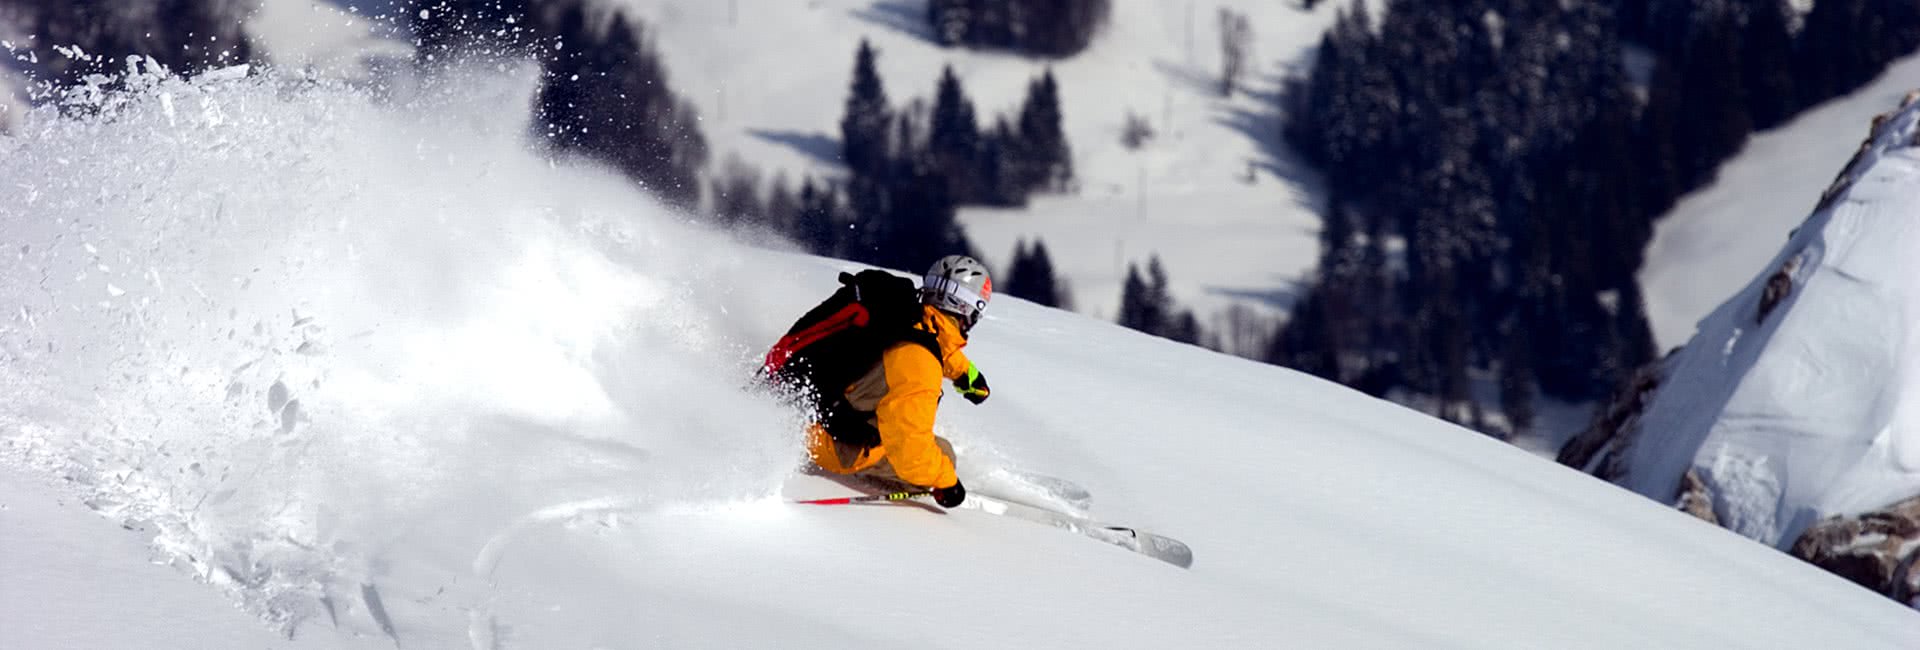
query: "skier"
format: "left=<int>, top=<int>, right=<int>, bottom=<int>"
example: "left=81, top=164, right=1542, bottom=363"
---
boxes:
left=761, top=256, right=994, bottom=508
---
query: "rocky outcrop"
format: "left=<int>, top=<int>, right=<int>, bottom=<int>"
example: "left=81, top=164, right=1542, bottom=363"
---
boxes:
left=1675, top=469, right=1719, bottom=526
left=1555, top=362, right=1664, bottom=481
left=1756, top=256, right=1799, bottom=324
left=1791, top=496, right=1920, bottom=608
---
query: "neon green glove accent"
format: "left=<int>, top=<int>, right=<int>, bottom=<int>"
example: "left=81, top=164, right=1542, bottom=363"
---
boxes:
left=954, top=363, right=990, bottom=405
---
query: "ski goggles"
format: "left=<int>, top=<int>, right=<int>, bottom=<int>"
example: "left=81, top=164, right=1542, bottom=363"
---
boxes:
left=922, top=274, right=988, bottom=332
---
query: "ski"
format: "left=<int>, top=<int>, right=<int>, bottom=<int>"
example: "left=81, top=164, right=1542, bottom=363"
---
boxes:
left=957, top=493, right=1194, bottom=569
left=806, top=471, right=1194, bottom=569
left=793, top=490, right=930, bottom=505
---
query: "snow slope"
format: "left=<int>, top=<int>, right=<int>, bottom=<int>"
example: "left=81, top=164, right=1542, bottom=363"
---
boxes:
left=0, top=471, right=389, bottom=649
left=1611, top=90, right=1920, bottom=551
left=1641, top=52, right=1920, bottom=348
left=613, top=0, right=1339, bottom=324
left=1, top=65, right=1915, bottom=648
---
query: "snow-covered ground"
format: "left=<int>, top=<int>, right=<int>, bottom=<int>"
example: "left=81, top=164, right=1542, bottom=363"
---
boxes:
left=615, top=0, right=1337, bottom=323
left=1641, top=52, right=1920, bottom=349
left=2, top=64, right=1916, bottom=647
left=1611, top=89, right=1920, bottom=553
left=0, top=471, right=388, bottom=649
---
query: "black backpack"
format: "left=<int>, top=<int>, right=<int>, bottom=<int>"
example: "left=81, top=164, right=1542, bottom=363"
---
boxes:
left=761, top=270, right=937, bottom=445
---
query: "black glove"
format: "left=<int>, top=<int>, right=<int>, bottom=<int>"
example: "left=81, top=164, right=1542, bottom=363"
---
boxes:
left=932, top=480, right=967, bottom=508
left=954, top=363, right=990, bottom=405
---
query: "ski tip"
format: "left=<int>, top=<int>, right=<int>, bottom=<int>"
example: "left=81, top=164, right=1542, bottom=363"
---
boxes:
left=1147, top=536, right=1195, bottom=569
left=1108, top=526, right=1195, bottom=569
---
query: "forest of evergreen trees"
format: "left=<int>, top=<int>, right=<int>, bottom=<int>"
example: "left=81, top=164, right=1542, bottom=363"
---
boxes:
left=735, top=38, right=1076, bottom=276
left=1275, top=0, right=1920, bottom=434
left=926, top=0, right=1111, bottom=58
left=531, top=4, right=709, bottom=210
left=403, top=0, right=714, bottom=211
left=1117, top=255, right=1202, bottom=346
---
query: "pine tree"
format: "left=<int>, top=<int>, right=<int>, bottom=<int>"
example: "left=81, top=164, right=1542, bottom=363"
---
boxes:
left=616, top=19, right=705, bottom=208
left=1025, top=239, right=1064, bottom=308
left=928, top=65, right=982, bottom=202
left=1007, top=239, right=1032, bottom=295
left=765, top=173, right=798, bottom=236
left=409, top=0, right=536, bottom=60
left=709, top=155, right=764, bottom=228
left=1498, top=316, right=1536, bottom=437
left=534, top=4, right=594, bottom=150
left=1145, top=256, right=1174, bottom=335
left=1026, top=0, right=1110, bottom=57
left=1118, top=255, right=1178, bottom=336
left=157, top=0, right=254, bottom=70
left=841, top=40, right=892, bottom=179
left=1165, top=311, right=1203, bottom=346
left=978, top=116, right=1026, bottom=206
left=1741, top=0, right=1797, bottom=129
left=1117, top=263, right=1154, bottom=334
left=879, top=155, right=969, bottom=272
left=1268, top=287, right=1341, bottom=381
left=1005, top=238, right=1065, bottom=308
left=840, top=39, right=894, bottom=260
left=793, top=178, right=842, bottom=257
left=1016, top=69, right=1073, bottom=193
left=537, top=10, right=708, bottom=210
left=1674, top=7, right=1751, bottom=189
left=1638, top=58, right=1685, bottom=216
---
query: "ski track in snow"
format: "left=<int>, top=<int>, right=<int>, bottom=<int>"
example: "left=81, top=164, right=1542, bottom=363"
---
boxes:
left=466, top=495, right=654, bottom=650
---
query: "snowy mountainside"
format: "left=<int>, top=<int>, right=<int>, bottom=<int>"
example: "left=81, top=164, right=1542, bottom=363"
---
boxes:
left=1, top=65, right=1916, bottom=648
left=613, top=0, right=1340, bottom=323
left=1641, top=52, right=1920, bottom=348
left=1569, top=89, right=1920, bottom=558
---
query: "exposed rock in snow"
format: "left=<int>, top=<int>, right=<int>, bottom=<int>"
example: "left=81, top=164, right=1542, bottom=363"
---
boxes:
left=1792, top=495, right=1920, bottom=606
left=1556, top=362, right=1663, bottom=480
left=1676, top=469, right=1720, bottom=526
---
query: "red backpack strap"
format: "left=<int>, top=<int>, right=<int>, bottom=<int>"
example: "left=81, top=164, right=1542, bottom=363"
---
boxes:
left=761, top=303, right=871, bottom=375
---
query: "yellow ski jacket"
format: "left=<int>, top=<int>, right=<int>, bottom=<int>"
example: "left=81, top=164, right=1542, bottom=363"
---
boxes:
left=807, top=305, right=972, bottom=489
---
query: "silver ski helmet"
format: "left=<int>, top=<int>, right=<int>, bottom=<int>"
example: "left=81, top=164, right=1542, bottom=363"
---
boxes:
left=921, top=255, right=992, bottom=332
